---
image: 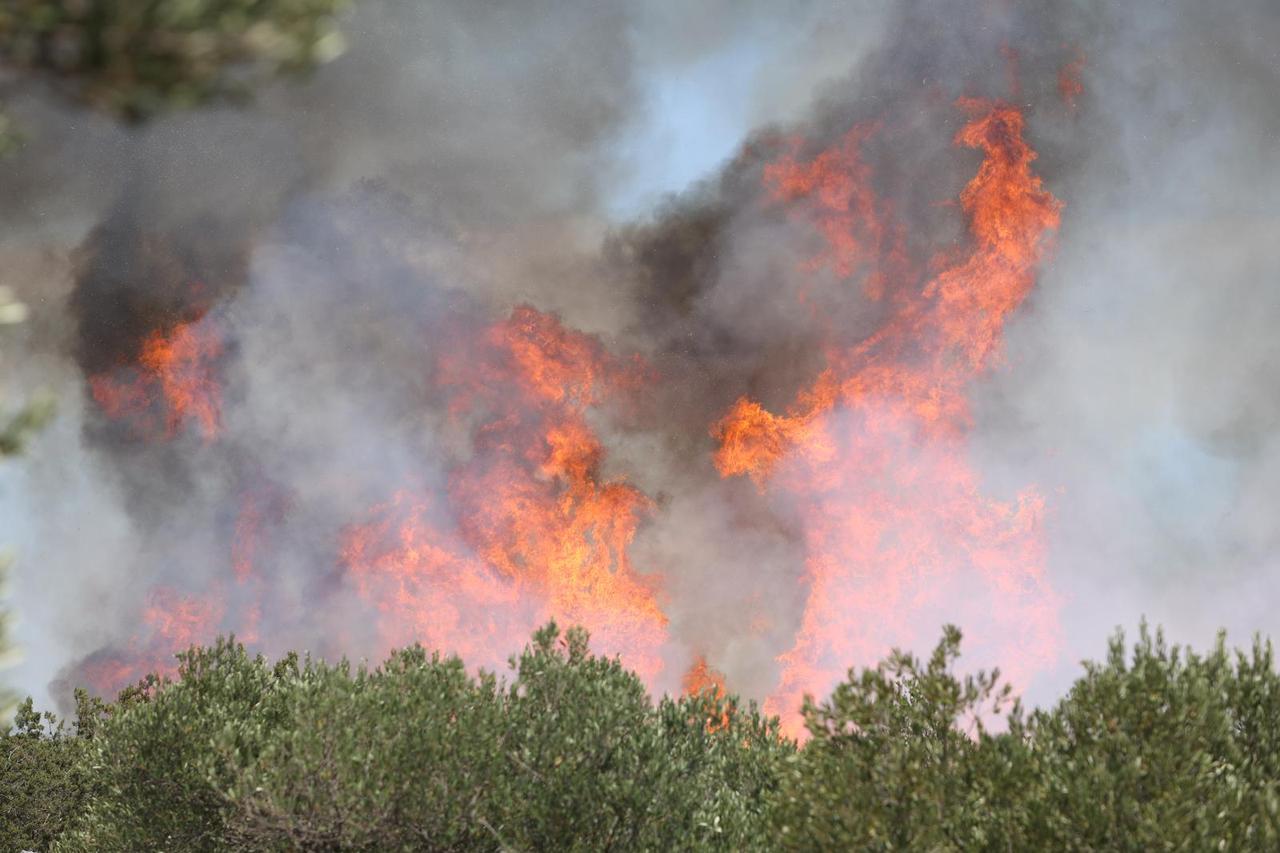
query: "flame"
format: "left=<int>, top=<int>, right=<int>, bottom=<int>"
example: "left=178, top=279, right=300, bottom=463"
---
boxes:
left=229, top=488, right=284, bottom=643
left=344, top=306, right=668, bottom=681
left=80, top=587, right=226, bottom=693
left=342, top=491, right=528, bottom=668
left=682, top=655, right=731, bottom=731
left=232, top=492, right=264, bottom=583
left=1059, top=51, right=1086, bottom=109
left=140, top=588, right=226, bottom=650
left=714, top=100, right=1063, bottom=738
left=763, top=124, right=904, bottom=299
left=81, top=489, right=277, bottom=694
left=89, top=316, right=223, bottom=441
left=79, top=305, right=670, bottom=696
left=682, top=655, right=727, bottom=697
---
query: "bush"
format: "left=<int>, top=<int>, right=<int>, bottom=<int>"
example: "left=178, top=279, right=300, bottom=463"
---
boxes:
left=767, top=624, right=1280, bottom=851
left=5, top=621, right=1280, bottom=849
left=0, top=693, right=102, bottom=851
left=51, top=623, right=786, bottom=851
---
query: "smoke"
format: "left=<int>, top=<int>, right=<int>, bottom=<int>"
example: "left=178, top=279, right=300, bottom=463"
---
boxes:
left=3, top=0, right=1279, bottom=715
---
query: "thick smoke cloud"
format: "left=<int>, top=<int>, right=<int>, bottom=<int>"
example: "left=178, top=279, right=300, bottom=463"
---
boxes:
left=2, top=0, right=659, bottom=706
left=2, top=0, right=1279, bottom=713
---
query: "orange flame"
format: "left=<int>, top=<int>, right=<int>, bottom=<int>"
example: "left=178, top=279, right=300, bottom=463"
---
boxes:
left=342, top=491, right=528, bottom=668
left=344, top=306, right=668, bottom=681
left=90, top=317, right=223, bottom=441
left=682, top=655, right=727, bottom=697
left=232, top=493, right=264, bottom=583
left=682, top=655, right=731, bottom=731
left=714, top=100, right=1063, bottom=738
left=763, top=124, right=904, bottom=299
left=1058, top=51, right=1086, bottom=109
left=81, top=587, right=227, bottom=693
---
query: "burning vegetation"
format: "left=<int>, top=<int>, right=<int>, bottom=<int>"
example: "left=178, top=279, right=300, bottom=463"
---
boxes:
left=7, top=0, right=1280, bottom=847
left=8, top=0, right=1126, bottom=754
left=714, top=100, right=1062, bottom=733
left=72, top=92, right=1067, bottom=737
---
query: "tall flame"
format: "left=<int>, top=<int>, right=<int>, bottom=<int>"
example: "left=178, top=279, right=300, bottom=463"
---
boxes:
left=344, top=306, right=668, bottom=681
left=714, top=100, right=1063, bottom=737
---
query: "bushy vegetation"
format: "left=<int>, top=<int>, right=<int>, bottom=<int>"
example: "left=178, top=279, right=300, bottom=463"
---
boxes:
left=0, top=0, right=350, bottom=151
left=4, top=622, right=1280, bottom=850
left=771, top=624, right=1280, bottom=850
left=6, top=624, right=786, bottom=851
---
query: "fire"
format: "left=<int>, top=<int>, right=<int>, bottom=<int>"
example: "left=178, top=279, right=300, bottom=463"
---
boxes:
left=89, top=316, right=223, bottom=441
left=343, top=306, right=668, bottom=681
left=682, top=655, right=727, bottom=697
left=1059, top=51, right=1086, bottom=109
left=140, top=588, right=226, bottom=651
left=342, top=491, right=528, bottom=668
left=80, top=587, right=226, bottom=693
left=682, top=655, right=731, bottom=731
left=714, top=100, right=1063, bottom=737
left=80, top=488, right=279, bottom=694
left=78, top=304, right=671, bottom=697
left=762, top=124, right=902, bottom=299
left=232, top=492, right=265, bottom=583
left=70, top=80, right=1069, bottom=734
left=229, top=487, right=284, bottom=643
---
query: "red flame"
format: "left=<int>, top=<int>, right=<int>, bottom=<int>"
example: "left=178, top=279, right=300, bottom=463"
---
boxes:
left=80, top=587, right=226, bottom=693
left=81, top=305, right=670, bottom=696
left=682, top=655, right=727, bottom=698
left=763, top=123, right=904, bottom=300
left=714, top=100, right=1063, bottom=738
left=77, top=88, right=1069, bottom=733
left=1059, top=51, right=1086, bottom=109
left=343, top=490, right=528, bottom=669
left=90, top=316, right=223, bottom=441
left=682, top=655, right=731, bottom=731
left=81, top=488, right=279, bottom=694
left=343, top=306, right=668, bottom=681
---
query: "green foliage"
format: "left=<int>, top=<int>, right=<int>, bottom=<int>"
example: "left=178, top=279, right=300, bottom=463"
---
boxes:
left=769, top=625, right=1015, bottom=850
left=53, top=624, right=787, bottom=851
left=0, top=0, right=349, bottom=122
left=0, top=694, right=103, bottom=851
left=768, top=623, right=1280, bottom=851
left=1011, top=624, right=1280, bottom=849
left=4, top=621, right=1280, bottom=849
left=0, top=107, right=19, bottom=155
left=0, top=391, right=55, bottom=457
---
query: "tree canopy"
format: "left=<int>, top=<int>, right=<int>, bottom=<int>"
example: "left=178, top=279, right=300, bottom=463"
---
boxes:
left=5, top=621, right=1280, bottom=850
left=0, top=0, right=350, bottom=150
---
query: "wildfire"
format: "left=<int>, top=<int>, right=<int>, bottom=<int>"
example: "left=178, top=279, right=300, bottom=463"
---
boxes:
left=343, top=306, right=668, bottom=681
left=714, top=100, right=1063, bottom=737
left=81, top=487, right=278, bottom=694
left=342, top=490, right=528, bottom=669
left=89, top=316, right=223, bottom=441
left=763, top=124, right=902, bottom=299
left=80, top=587, right=226, bottom=693
left=71, top=76, right=1069, bottom=736
left=682, top=655, right=732, bottom=731
left=1059, top=51, right=1086, bottom=109
left=682, top=655, right=728, bottom=698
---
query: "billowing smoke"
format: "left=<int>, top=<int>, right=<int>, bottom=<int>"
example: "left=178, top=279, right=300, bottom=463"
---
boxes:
left=3, top=0, right=1279, bottom=724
